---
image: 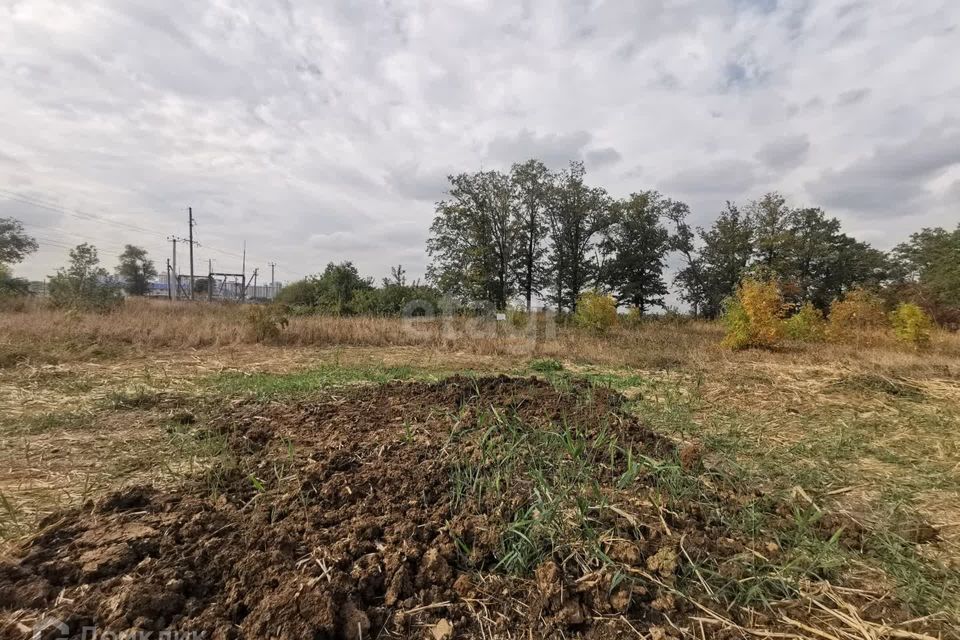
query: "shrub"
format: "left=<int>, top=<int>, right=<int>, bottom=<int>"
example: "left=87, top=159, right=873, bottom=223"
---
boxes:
left=507, top=307, right=529, bottom=329
left=245, top=305, right=289, bottom=343
left=827, top=289, right=887, bottom=341
left=0, top=263, right=30, bottom=298
left=275, top=278, right=320, bottom=307
left=721, top=278, right=786, bottom=350
left=891, top=303, right=933, bottom=348
left=574, top=291, right=618, bottom=333
left=48, top=243, right=123, bottom=312
left=529, top=358, right=563, bottom=373
left=785, top=302, right=826, bottom=342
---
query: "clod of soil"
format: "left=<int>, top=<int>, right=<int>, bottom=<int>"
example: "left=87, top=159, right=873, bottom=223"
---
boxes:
left=0, top=376, right=937, bottom=639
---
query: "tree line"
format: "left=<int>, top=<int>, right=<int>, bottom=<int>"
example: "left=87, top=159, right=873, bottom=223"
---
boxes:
left=426, top=160, right=960, bottom=323
left=0, top=218, right=159, bottom=308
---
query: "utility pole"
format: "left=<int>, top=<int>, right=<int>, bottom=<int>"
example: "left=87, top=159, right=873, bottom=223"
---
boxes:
left=241, top=241, right=246, bottom=302
left=188, top=207, right=195, bottom=300
left=208, top=259, right=213, bottom=302
left=167, top=237, right=178, bottom=299
left=243, top=268, right=258, bottom=300
left=268, top=261, right=276, bottom=299
left=166, top=259, right=172, bottom=301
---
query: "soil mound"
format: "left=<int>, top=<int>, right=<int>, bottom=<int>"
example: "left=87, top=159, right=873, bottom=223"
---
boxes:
left=0, top=376, right=862, bottom=638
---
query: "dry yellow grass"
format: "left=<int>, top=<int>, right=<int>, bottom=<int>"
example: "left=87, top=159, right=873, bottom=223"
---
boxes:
left=2, top=297, right=959, bottom=376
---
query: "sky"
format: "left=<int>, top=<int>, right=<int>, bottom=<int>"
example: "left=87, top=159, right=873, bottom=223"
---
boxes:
left=1, top=0, right=958, bottom=289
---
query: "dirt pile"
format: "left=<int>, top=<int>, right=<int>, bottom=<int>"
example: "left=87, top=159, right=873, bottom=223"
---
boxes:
left=0, top=376, right=927, bottom=639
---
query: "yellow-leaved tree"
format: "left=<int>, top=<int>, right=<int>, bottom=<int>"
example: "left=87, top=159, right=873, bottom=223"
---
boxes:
left=826, top=289, right=887, bottom=342
left=574, top=291, right=618, bottom=334
left=785, top=301, right=826, bottom=342
left=721, top=278, right=786, bottom=350
left=891, top=302, right=934, bottom=348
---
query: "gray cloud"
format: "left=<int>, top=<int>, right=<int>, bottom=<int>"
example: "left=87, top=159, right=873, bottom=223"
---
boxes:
left=836, top=88, right=871, bottom=107
left=806, top=128, right=960, bottom=216
left=486, top=130, right=593, bottom=169
left=755, top=135, right=810, bottom=171
left=585, top=147, right=622, bottom=168
left=661, top=160, right=759, bottom=197
left=386, top=165, right=450, bottom=202
left=0, top=0, right=958, bottom=285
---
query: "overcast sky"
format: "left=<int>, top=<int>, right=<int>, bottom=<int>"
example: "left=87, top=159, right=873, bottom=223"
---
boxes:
left=2, top=0, right=958, bottom=286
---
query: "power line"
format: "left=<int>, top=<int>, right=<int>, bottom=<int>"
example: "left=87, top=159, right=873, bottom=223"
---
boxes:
left=0, top=188, right=162, bottom=237
left=1, top=189, right=278, bottom=272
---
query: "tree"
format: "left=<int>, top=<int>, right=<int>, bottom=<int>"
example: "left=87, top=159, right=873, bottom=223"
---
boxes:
left=0, top=217, right=38, bottom=265
left=696, top=202, right=754, bottom=318
left=748, top=192, right=792, bottom=273
left=891, top=225, right=960, bottom=321
left=510, top=159, right=551, bottom=312
left=544, top=161, right=611, bottom=312
left=48, top=243, right=122, bottom=310
left=601, top=191, right=672, bottom=314
left=275, top=278, right=320, bottom=308
left=666, top=203, right=707, bottom=316
left=427, top=170, right=516, bottom=309
left=0, top=263, right=30, bottom=296
left=116, top=245, right=157, bottom=296
left=374, top=265, right=440, bottom=316
left=778, top=206, right=888, bottom=310
left=314, top=261, right=374, bottom=315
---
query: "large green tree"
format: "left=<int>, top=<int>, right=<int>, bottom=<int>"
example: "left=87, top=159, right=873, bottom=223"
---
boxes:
left=544, top=161, right=611, bottom=312
left=427, top=170, right=516, bottom=309
left=781, top=209, right=888, bottom=310
left=0, top=217, right=38, bottom=265
left=601, top=191, right=672, bottom=314
left=314, top=261, right=374, bottom=315
left=892, top=225, right=960, bottom=320
left=0, top=217, right=38, bottom=295
left=510, top=159, right=551, bottom=312
left=748, top=192, right=792, bottom=272
left=666, top=203, right=706, bottom=316
left=697, top=202, right=754, bottom=318
left=116, top=244, right=157, bottom=296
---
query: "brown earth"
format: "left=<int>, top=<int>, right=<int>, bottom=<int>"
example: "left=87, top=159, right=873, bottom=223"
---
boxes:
left=0, top=376, right=943, bottom=639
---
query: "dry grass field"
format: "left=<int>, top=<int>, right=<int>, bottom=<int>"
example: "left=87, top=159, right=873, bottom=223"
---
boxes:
left=1, top=299, right=959, bottom=638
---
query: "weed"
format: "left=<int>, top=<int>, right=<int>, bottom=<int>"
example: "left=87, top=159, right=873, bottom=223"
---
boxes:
left=449, top=408, right=617, bottom=575
left=104, top=385, right=163, bottom=410
left=529, top=358, right=563, bottom=373
left=244, top=305, right=289, bottom=343
left=829, top=373, right=925, bottom=400
left=210, top=364, right=423, bottom=398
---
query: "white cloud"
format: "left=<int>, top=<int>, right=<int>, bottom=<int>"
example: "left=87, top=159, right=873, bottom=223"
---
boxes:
left=1, top=0, right=958, bottom=286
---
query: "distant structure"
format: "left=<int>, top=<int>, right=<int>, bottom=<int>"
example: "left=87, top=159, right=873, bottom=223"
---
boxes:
left=28, top=279, right=283, bottom=301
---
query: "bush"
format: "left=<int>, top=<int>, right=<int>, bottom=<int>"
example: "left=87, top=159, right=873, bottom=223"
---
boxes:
left=245, top=305, right=289, bottom=343
left=48, top=243, right=123, bottom=312
left=275, top=278, right=320, bottom=307
left=574, top=291, right=618, bottom=333
left=891, top=303, right=933, bottom=348
left=785, top=302, right=826, bottom=342
left=0, top=263, right=30, bottom=298
left=507, top=307, right=529, bottom=329
left=529, top=358, right=563, bottom=373
left=721, top=278, right=786, bottom=350
left=827, top=289, right=887, bottom=341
